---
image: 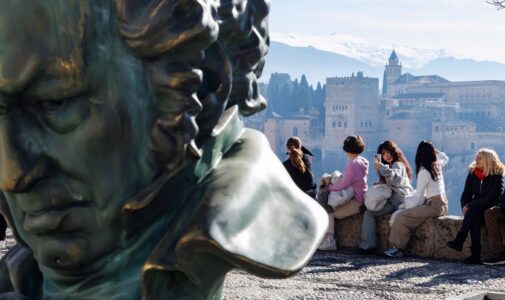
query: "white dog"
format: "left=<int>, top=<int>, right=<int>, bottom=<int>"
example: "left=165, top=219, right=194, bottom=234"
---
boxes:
left=320, top=171, right=354, bottom=209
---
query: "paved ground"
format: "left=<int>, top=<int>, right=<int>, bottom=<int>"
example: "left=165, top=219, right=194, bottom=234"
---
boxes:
left=1, top=230, right=504, bottom=299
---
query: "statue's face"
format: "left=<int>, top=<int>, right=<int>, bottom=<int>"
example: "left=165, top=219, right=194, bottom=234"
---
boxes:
left=0, top=2, right=156, bottom=275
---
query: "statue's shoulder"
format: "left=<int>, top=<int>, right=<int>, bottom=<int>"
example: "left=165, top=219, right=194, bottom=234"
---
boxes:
left=0, top=244, right=42, bottom=298
left=178, top=128, right=328, bottom=277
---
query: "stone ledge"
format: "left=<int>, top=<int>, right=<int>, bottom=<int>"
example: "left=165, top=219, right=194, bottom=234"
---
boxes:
left=448, top=291, right=505, bottom=300
left=334, top=213, right=502, bottom=260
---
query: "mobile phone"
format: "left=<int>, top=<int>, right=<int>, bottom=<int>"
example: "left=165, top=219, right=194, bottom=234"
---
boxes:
left=375, top=154, right=381, bottom=161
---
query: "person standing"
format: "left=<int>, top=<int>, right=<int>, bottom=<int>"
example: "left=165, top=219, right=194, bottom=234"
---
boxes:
left=385, top=141, right=449, bottom=257
left=318, top=136, right=369, bottom=251
left=283, top=137, right=317, bottom=198
left=447, top=148, right=505, bottom=264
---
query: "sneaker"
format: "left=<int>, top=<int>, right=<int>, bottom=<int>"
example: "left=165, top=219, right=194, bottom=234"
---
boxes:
left=447, top=240, right=463, bottom=252
left=483, top=252, right=505, bottom=266
left=384, top=247, right=403, bottom=258
left=318, top=234, right=337, bottom=251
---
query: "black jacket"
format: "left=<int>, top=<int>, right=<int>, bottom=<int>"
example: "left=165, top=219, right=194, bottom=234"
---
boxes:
left=283, top=154, right=316, bottom=196
left=498, top=188, right=505, bottom=209
left=460, top=172, right=504, bottom=209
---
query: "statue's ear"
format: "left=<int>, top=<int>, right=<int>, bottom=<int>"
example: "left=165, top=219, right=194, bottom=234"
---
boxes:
left=195, top=42, right=232, bottom=147
left=0, top=194, right=27, bottom=248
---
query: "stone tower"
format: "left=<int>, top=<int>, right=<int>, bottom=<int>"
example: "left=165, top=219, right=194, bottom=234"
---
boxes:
left=382, top=50, right=402, bottom=97
left=323, top=72, right=380, bottom=160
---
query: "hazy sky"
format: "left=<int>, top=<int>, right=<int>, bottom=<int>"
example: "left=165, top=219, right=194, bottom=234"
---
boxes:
left=269, top=0, right=505, bottom=63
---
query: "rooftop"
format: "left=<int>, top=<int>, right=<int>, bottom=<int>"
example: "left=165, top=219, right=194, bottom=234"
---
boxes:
left=394, top=73, right=450, bottom=84
left=389, top=50, right=398, bottom=61
left=393, top=92, right=444, bottom=100
left=389, top=112, right=412, bottom=120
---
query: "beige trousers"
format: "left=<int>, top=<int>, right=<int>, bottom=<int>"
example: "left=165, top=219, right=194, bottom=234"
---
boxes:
left=389, top=194, right=448, bottom=249
left=327, top=200, right=361, bottom=234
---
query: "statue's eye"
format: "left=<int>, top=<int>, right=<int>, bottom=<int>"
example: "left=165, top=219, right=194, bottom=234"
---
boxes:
left=30, top=95, right=90, bottom=134
left=36, top=99, right=66, bottom=113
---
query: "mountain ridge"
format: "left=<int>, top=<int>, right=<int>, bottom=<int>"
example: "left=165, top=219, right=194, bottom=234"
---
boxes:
left=262, top=41, right=505, bottom=86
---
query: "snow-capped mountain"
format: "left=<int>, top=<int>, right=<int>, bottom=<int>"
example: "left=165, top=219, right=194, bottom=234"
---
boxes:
left=271, top=32, right=456, bottom=69
left=260, top=40, right=505, bottom=84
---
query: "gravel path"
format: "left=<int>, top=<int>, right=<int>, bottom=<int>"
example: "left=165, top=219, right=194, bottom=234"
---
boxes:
left=1, top=230, right=504, bottom=299
left=223, top=251, right=505, bottom=299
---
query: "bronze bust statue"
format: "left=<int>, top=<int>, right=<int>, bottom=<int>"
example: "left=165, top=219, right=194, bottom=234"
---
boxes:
left=0, top=1, right=327, bottom=299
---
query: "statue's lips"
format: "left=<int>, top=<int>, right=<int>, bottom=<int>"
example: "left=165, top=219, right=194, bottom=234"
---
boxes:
left=23, top=202, right=90, bottom=235
left=16, top=180, right=87, bottom=213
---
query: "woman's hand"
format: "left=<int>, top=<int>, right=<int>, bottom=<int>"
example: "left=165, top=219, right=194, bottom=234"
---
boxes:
left=374, top=160, right=380, bottom=170
left=462, top=204, right=469, bottom=215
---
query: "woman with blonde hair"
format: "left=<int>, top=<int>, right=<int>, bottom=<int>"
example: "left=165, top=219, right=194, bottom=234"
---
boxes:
left=283, top=137, right=317, bottom=198
left=447, top=148, right=505, bottom=264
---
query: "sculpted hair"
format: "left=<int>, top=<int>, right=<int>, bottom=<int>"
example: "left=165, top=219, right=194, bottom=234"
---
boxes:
left=468, top=148, right=505, bottom=176
left=217, top=0, right=270, bottom=116
left=111, top=0, right=271, bottom=219
left=377, top=140, right=412, bottom=180
left=114, top=0, right=271, bottom=153
left=286, top=137, right=306, bottom=174
left=114, top=0, right=220, bottom=172
left=415, top=141, right=441, bottom=181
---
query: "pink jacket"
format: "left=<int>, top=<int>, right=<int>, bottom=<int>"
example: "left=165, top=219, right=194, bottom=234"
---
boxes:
left=328, top=156, right=369, bottom=205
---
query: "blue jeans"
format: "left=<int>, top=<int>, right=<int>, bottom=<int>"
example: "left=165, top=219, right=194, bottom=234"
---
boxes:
left=359, top=196, right=402, bottom=250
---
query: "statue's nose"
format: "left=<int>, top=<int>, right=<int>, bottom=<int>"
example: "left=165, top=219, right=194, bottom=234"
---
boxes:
left=0, top=114, right=48, bottom=192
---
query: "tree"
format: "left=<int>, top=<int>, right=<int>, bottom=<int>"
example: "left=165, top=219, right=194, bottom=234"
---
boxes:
left=297, top=75, right=311, bottom=113
left=267, top=73, right=292, bottom=114
left=488, top=0, right=505, bottom=9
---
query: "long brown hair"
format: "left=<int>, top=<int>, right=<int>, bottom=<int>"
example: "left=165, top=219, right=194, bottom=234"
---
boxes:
left=377, top=140, right=412, bottom=180
left=415, top=141, right=441, bottom=181
left=287, top=137, right=306, bottom=173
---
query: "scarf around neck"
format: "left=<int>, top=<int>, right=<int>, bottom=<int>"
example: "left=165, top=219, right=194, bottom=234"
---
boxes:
left=474, top=167, right=486, bottom=180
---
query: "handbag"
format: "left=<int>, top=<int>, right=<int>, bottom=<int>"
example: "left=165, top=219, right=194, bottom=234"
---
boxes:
left=364, top=184, right=392, bottom=211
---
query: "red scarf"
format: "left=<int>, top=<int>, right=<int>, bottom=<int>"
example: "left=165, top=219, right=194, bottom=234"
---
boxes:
left=474, top=168, right=486, bottom=180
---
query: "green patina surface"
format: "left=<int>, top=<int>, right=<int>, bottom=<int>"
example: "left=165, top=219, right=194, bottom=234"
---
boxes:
left=0, top=1, right=327, bottom=299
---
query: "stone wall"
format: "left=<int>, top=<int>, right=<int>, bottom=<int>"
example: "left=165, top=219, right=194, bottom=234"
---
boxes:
left=334, top=213, right=499, bottom=260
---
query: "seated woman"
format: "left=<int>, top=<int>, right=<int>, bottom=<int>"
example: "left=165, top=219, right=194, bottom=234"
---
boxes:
left=318, top=136, right=369, bottom=251
left=283, top=137, right=317, bottom=198
left=384, top=141, right=449, bottom=257
left=447, top=148, right=505, bottom=264
left=359, top=140, right=413, bottom=253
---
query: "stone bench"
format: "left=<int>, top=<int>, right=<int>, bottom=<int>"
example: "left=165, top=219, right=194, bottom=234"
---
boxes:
left=334, top=213, right=501, bottom=260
